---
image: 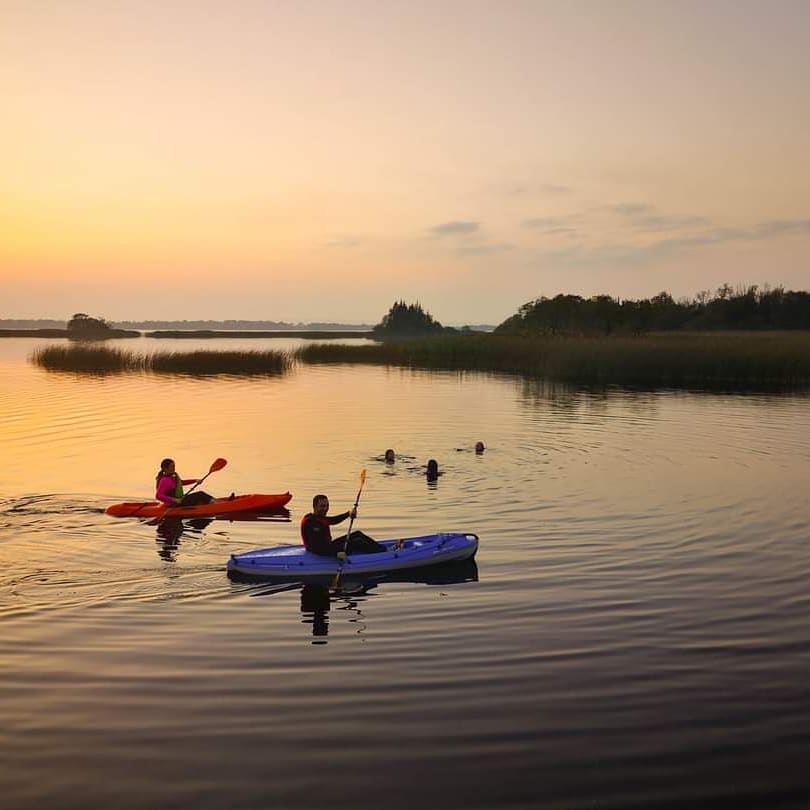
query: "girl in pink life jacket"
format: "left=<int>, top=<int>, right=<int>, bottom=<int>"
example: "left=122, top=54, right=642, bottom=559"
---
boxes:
left=155, top=458, right=213, bottom=507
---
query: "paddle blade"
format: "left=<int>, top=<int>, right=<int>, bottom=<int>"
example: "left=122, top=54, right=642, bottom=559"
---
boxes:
left=210, top=457, right=228, bottom=473
left=360, top=468, right=367, bottom=486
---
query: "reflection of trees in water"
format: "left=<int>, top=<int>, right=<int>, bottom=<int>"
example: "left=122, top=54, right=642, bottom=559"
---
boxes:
left=517, top=378, right=661, bottom=419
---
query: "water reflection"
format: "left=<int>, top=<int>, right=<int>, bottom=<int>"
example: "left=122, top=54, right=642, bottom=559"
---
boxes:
left=234, top=559, right=479, bottom=644
left=154, top=508, right=291, bottom=561
left=154, top=517, right=212, bottom=562
left=300, top=583, right=333, bottom=643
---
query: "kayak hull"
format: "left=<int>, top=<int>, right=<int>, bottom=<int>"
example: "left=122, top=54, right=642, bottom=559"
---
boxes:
left=227, top=532, right=479, bottom=579
left=106, top=492, right=292, bottom=518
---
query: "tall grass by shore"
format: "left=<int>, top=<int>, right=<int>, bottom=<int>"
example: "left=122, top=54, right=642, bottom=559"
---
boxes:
left=31, top=333, right=810, bottom=389
left=149, top=350, right=291, bottom=375
left=293, top=332, right=810, bottom=390
left=32, top=345, right=293, bottom=376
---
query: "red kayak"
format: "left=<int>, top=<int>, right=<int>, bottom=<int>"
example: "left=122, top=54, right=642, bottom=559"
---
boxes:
left=106, top=492, right=292, bottom=518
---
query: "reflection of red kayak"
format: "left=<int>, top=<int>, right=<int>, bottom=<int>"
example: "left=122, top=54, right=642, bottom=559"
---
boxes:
left=106, top=492, right=292, bottom=518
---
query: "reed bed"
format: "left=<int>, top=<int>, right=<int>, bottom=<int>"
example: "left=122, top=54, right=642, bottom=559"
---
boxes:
left=31, top=334, right=810, bottom=389
left=148, top=349, right=292, bottom=375
left=294, top=332, right=810, bottom=390
left=32, top=344, right=144, bottom=373
left=32, top=345, right=293, bottom=376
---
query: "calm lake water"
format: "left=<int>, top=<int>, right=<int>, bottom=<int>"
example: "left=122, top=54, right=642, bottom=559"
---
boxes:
left=1, top=335, right=809, bottom=809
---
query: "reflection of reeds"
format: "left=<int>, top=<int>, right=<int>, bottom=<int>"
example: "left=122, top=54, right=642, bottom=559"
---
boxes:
left=32, top=345, right=292, bottom=376
left=294, top=333, right=810, bottom=390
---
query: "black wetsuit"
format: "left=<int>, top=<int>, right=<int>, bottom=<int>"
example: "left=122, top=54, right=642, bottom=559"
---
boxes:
left=300, top=512, right=385, bottom=556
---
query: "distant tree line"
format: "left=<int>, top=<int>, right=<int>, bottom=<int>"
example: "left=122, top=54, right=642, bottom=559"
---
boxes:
left=495, top=285, right=810, bottom=336
left=115, top=319, right=372, bottom=331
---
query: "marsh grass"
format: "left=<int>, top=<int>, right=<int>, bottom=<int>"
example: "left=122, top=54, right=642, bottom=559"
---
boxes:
left=32, top=344, right=144, bottom=373
left=148, top=349, right=292, bottom=375
left=32, top=345, right=292, bottom=376
left=31, top=334, right=810, bottom=389
left=294, top=332, right=810, bottom=390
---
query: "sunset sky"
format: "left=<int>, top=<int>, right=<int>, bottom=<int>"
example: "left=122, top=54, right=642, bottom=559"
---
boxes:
left=2, top=0, right=809, bottom=325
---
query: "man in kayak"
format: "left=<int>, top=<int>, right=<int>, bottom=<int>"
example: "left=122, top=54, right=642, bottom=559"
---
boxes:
left=301, top=495, right=387, bottom=556
left=155, top=458, right=214, bottom=507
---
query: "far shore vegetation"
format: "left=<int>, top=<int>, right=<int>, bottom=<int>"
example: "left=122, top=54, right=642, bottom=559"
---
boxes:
left=20, top=286, right=810, bottom=389
left=496, top=284, right=810, bottom=335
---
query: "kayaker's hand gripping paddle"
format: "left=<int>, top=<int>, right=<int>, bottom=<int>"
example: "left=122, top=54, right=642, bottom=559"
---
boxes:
left=185, top=457, right=228, bottom=496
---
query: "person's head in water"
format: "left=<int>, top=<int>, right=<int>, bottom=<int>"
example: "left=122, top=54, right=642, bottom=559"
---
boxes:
left=384, top=449, right=395, bottom=463
left=475, top=441, right=485, bottom=454
left=426, top=459, right=439, bottom=481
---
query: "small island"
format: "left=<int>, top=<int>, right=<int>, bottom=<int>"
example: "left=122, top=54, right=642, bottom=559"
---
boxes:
left=0, top=313, right=139, bottom=340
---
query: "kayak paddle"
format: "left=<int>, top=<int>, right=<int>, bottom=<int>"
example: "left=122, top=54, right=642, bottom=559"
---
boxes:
left=332, top=468, right=367, bottom=589
left=184, top=457, right=228, bottom=496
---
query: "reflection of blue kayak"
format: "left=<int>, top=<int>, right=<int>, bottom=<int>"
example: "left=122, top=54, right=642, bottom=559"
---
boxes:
left=229, top=559, right=479, bottom=594
left=227, top=532, right=479, bottom=579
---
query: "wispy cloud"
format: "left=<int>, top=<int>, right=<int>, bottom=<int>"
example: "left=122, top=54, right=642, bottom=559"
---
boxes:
left=429, top=221, right=480, bottom=237
left=502, top=183, right=573, bottom=197
left=522, top=215, right=581, bottom=236
left=608, top=203, right=655, bottom=217
left=323, top=236, right=363, bottom=248
left=643, top=220, right=810, bottom=255
left=539, top=183, right=573, bottom=195
left=528, top=217, right=810, bottom=268
left=456, top=242, right=513, bottom=256
left=749, top=219, right=810, bottom=238
left=631, top=215, right=711, bottom=232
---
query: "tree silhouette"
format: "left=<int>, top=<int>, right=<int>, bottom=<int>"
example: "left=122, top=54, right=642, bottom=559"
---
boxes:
left=495, top=286, right=810, bottom=335
left=372, top=301, right=448, bottom=336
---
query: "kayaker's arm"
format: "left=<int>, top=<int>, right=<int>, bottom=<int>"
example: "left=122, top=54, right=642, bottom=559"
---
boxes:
left=326, top=510, right=352, bottom=525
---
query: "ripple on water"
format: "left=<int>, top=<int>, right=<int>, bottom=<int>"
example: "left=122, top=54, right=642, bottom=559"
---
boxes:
left=1, top=357, right=810, bottom=808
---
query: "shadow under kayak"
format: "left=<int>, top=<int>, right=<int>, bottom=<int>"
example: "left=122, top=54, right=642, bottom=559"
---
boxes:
left=227, top=532, right=479, bottom=579
left=106, top=492, right=292, bottom=518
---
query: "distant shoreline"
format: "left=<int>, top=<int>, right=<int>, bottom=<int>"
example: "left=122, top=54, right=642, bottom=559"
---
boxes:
left=0, top=328, right=372, bottom=339
left=145, top=330, right=373, bottom=339
left=0, top=328, right=140, bottom=339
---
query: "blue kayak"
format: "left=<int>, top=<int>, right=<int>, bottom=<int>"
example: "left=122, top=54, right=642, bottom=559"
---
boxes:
left=227, top=532, right=479, bottom=579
